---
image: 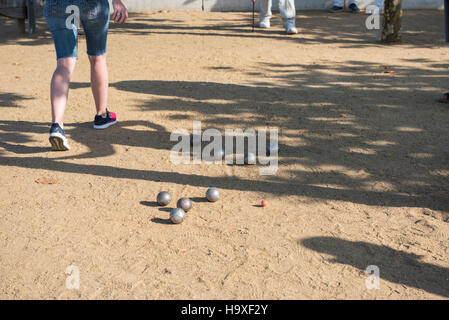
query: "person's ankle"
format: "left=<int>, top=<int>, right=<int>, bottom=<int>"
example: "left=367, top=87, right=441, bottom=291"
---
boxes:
left=96, top=110, right=107, bottom=117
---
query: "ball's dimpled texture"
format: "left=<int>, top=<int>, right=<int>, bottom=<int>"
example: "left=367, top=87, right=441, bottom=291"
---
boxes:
left=206, top=187, right=220, bottom=202
left=157, top=191, right=171, bottom=206
left=244, top=152, right=257, bottom=165
left=170, top=208, right=186, bottom=224
left=177, top=197, right=193, bottom=212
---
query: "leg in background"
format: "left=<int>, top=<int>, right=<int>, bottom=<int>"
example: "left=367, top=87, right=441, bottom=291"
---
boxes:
left=50, top=57, right=77, bottom=126
left=333, top=0, right=345, bottom=7
left=259, top=0, right=272, bottom=27
left=89, top=54, right=109, bottom=116
left=348, top=0, right=360, bottom=13
left=279, top=0, right=297, bottom=34
left=279, top=0, right=296, bottom=20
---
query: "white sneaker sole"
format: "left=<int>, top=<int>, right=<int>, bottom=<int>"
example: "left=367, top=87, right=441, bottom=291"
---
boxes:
left=286, top=28, right=298, bottom=35
left=93, top=120, right=117, bottom=130
left=259, top=20, right=270, bottom=29
left=49, top=132, right=70, bottom=151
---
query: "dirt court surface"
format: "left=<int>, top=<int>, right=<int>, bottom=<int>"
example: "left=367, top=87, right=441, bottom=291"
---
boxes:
left=1, top=10, right=449, bottom=299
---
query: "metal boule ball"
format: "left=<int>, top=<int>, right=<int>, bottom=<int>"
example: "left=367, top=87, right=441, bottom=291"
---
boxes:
left=206, top=187, right=220, bottom=202
left=177, top=197, right=193, bottom=212
left=244, top=152, right=257, bottom=165
left=170, top=208, right=186, bottom=224
left=157, top=191, right=171, bottom=206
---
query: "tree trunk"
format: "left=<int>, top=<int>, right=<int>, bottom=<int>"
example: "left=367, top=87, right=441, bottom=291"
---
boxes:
left=382, top=0, right=402, bottom=43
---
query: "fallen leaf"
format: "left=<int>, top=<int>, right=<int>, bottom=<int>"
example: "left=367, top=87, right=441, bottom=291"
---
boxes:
left=35, top=177, right=59, bottom=184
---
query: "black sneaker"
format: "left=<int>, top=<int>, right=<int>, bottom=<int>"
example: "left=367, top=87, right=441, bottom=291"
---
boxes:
left=93, top=109, right=117, bottom=129
left=349, top=3, right=360, bottom=13
left=49, top=123, right=70, bottom=151
left=329, top=5, right=344, bottom=13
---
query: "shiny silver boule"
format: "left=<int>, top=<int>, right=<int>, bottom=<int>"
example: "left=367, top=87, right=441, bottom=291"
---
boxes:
left=177, top=197, right=193, bottom=212
left=244, top=152, right=257, bottom=165
left=206, top=187, right=220, bottom=202
left=170, top=208, right=186, bottom=224
left=157, top=191, right=171, bottom=206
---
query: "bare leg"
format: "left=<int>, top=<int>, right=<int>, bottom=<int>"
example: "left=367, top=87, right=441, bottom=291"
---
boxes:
left=50, top=57, right=77, bottom=126
left=89, top=54, right=108, bottom=116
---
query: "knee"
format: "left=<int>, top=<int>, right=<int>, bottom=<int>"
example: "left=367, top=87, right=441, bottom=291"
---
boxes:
left=56, top=58, right=76, bottom=78
left=88, top=54, right=107, bottom=67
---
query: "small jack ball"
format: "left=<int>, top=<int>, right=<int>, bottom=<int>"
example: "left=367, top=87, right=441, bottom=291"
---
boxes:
left=170, top=208, right=186, bottom=224
left=206, top=187, right=220, bottom=202
left=261, top=200, right=268, bottom=207
left=157, top=191, right=171, bottom=206
left=177, top=197, right=193, bottom=212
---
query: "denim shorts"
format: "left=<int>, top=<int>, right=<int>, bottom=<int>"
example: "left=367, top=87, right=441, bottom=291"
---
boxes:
left=44, top=0, right=110, bottom=59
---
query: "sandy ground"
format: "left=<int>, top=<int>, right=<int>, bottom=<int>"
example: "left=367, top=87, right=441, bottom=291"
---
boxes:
left=1, top=9, right=449, bottom=300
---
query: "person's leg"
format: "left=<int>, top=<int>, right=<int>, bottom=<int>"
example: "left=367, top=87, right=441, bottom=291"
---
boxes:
left=48, top=57, right=76, bottom=151
left=50, top=58, right=77, bottom=126
left=88, top=54, right=108, bottom=116
left=44, top=1, right=79, bottom=150
left=330, top=0, right=345, bottom=12
left=279, top=0, right=295, bottom=20
left=259, top=0, right=272, bottom=27
left=83, top=0, right=116, bottom=129
left=348, top=0, right=360, bottom=13
left=333, top=0, right=345, bottom=7
left=82, top=0, right=109, bottom=115
left=279, top=0, right=297, bottom=34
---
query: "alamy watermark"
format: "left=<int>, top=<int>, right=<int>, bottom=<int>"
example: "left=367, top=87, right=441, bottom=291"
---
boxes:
left=65, top=5, right=80, bottom=29
left=365, top=265, right=380, bottom=290
left=65, top=265, right=80, bottom=290
left=170, top=121, right=279, bottom=176
left=365, top=5, right=381, bottom=31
